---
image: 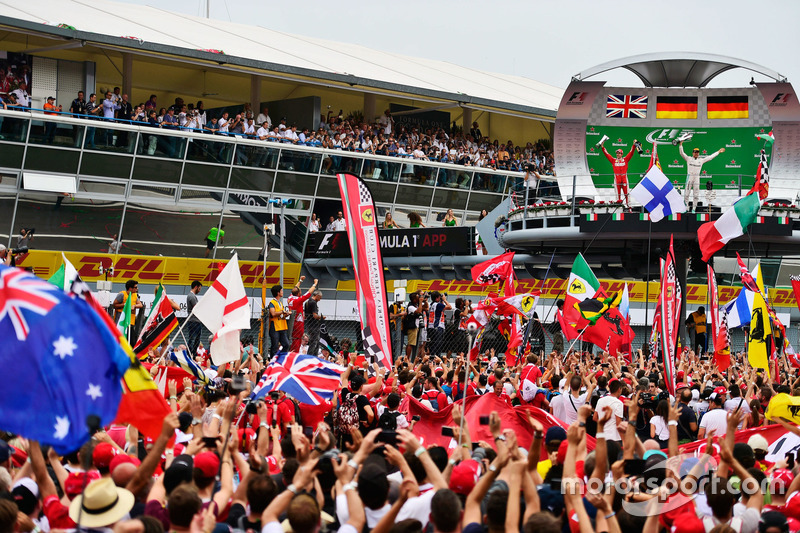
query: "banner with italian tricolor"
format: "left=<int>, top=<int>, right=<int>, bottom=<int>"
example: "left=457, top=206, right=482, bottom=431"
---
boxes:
left=337, top=173, right=392, bottom=369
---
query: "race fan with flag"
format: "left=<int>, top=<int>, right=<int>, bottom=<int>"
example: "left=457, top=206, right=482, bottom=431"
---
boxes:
left=251, top=351, right=345, bottom=404
left=630, top=164, right=686, bottom=222
left=471, top=251, right=515, bottom=286
left=134, top=284, right=178, bottom=357
left=190, top=253, right=251, bottom=365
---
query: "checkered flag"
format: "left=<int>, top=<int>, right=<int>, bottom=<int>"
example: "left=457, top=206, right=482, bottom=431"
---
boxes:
left=361, top=325, right=385, bottom=368
left=358, top=181, right=373, bottom=204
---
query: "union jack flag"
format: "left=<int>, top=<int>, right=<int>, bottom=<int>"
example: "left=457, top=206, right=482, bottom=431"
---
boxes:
left=606, top=95, right=648, bottom=119
left=251, top=351, right=345, bottom=405
left=0, top=267, right=60, bottom=341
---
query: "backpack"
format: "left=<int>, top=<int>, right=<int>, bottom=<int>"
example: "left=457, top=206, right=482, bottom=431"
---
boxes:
left=423, top=390, right=440, bottom=412
left=378, top=410, right=400, bottom=431
left=402, top=306, right=418, bottom=333
left=333, top=393, right=360, bottom=439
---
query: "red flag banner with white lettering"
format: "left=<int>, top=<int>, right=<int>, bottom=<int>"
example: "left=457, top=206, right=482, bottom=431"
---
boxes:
left=471, top=251, right=515, bottom=286
left=659, top=236, right=682, bottom=396
left=337, top=174, right=392, bottom=369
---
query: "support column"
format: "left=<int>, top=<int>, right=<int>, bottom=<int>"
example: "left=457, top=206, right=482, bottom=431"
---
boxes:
left=462, top=107, right=473, bottom=132
left=363, top=93, right=376, bottom=123
left=250, top=75, right=261, bottom=117
left=122, top=53, right=133, bottom=97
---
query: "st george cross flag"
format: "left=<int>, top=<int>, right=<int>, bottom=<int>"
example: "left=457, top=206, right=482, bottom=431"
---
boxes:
left=191, top=254, right=250, bottom=365
left=337, top=174, right=392, bottom=369
left=134, top=284, right=178, bottom=358
left=658, top=236, right=682, bottom=396
left=630, top=165, right=686, bottom=222
left=471, top=251, right=515, bottom=286
left=0, top=267, right=130, bottom=453
left=251, top=351, right=345, bottom=404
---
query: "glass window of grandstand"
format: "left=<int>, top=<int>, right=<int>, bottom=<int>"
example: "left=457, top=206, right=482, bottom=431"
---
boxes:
left=278, top=148, right=322, bottom=174
left=188, top=135, right=234, bottom=165
left=435, top=166, right=471, bottom=190
left=28, top=116, right=85, bottom=149
left=0, top=111, right=29, bottom=143
left=0, top=174, right=17, bottom=247
left=236, top=144, right=280, bottom=171
left=137, top=130, right=188, bottom=160
left=363, top=159, right=403, bottom=183
left=321, top=152, right=363, bottom=176
left=393, top=206, right=429, bottom=229
left=473, top=171, right=505, bottom=193
left=121, top=201, right=224, bottom=258
left=398, top=162, right=436, bottom=187
left=83, top=120, right=138, bottom=154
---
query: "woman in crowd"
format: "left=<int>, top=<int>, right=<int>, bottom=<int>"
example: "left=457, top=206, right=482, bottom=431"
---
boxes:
left=442, top=209, right=458, bottom=227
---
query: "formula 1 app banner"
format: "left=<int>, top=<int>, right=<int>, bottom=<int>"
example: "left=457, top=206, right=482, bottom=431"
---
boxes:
left=585, top=125, right=773, bottom=189
left=336, top=173, right=392, bottom=369
left=307, top=227, right=473, bottom=259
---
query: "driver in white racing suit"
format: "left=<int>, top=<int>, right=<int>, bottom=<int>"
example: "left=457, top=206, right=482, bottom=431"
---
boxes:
left=679, top=141, right=725, bottom=211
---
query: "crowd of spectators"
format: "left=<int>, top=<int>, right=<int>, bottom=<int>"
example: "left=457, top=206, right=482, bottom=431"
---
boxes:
left=0, top=85, right=556, bottom=181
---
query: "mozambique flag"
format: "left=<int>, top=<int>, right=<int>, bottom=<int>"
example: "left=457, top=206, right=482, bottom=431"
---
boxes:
left=707, top=95, right=748, bottom=119
left=133, top=284, right=178, bottom=358
left=656, top=96, right=698, bottom=119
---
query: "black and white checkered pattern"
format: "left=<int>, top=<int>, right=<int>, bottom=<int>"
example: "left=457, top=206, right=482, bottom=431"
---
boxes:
left=361, top=326, right=385, bottom=368
left=358, top=181, right=372, bottom=204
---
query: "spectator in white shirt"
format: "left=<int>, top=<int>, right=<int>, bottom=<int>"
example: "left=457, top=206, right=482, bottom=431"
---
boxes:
left=11, top=82, right=30, bottom=107
left=594, top=378, right=624, bottom=442
left=698, top=392, right=729, bottom=439
left=256, top=107, right=271, bottom=129
left=218, top=112, right=229, bottom=135
left=101, top=91, right=120, bottom=119
left=331, top=211, right=346, bottom=231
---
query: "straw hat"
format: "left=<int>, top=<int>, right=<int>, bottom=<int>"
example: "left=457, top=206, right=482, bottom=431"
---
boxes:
left=68, top=478, right=134, bottom=528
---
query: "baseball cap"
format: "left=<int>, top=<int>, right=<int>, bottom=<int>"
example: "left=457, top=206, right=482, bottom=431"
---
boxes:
left=0, top=440, right=16, bottom=463
left=556, top=440, right=568, bottom=465
left=545, top=426, right=567, bottom=445
left=47, top=96, right=55, bottom=101
left=643, top=450, right=668, bottom=461
left=714, top=386, right=727, bottom=396
left=193, top=451, right=220, bottom=478
left=772, top=469, right=794, bottom=495
left=748, top=434, right=769, bottom=453
left=676, top=382, right=688, bottom=391
left=109, top=453, right=140, bottom=474
left=708, top=392, right=723, bottom=403
left=93, top=443, right=118, bottom=470
left=12, top=478, right=39, bottom=515
left=265, top=455, right=281, bottom=475
left=163, top=454, right=193, bottom=494
left=449, top=459, right=480, bottom=495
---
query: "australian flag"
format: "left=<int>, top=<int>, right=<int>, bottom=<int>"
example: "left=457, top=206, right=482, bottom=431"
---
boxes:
left=0, top=266, right=129, bottom=453
left=251, top=351, right=345, bottom=405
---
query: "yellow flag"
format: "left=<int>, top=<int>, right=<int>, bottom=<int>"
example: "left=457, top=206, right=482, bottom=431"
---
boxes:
left=765, top=393, right=800, bottom=423
left=748, top=265, right=771, bottom=376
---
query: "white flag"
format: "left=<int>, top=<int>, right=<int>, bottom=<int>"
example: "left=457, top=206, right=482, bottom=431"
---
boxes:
left=630, top=166, right=686, bottom=222
left=191, top=254, right=251, bottom=365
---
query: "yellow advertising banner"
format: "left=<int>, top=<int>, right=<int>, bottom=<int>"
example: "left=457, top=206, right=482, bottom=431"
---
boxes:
left=15, top=250, right=301, bottom=288
left=337, top=278, right=798, bottom=308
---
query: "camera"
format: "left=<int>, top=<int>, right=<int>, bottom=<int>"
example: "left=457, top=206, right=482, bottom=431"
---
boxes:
left=269, top=391, right=280, bottom=400
left=640, top=391, right=669, bottom=410
left=10, top=246, right=28, bottom=255
left=229, top=374, right=247, bottom=395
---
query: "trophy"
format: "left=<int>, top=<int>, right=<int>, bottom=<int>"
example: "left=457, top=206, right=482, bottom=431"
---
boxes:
left=595, top=134, right=609, bottom=147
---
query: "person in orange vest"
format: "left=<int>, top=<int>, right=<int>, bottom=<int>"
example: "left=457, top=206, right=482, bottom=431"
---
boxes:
left=268, top=285, right=291, bottom=357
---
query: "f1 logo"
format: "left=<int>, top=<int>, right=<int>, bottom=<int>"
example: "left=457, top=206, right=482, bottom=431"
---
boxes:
left=771, top=93, right=792, bottom=104
left=568, top=92, right=587, bottom=102
left=318, top=233, right=333, bottom=250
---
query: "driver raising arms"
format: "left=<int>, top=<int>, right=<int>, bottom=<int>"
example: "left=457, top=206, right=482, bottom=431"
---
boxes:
left=600, top=139, right=636, bottom=209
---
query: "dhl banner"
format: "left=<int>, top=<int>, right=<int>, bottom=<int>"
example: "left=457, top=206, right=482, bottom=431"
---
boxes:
left=337, top=278, right=799, bottom=308
left=16, top=250, right=301, bottom=289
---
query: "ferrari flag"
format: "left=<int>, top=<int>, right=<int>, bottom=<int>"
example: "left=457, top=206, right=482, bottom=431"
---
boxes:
left=337, top=174, right=392, bottom=369
left=471, top=251, right=515, bottom=286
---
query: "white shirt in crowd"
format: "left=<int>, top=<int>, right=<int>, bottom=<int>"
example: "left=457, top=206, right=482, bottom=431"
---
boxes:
left=331, top=217, right=346, bottom=231
left=699, top=407, right=728, bottom=437
left=595, top=395, right=624, bottom=441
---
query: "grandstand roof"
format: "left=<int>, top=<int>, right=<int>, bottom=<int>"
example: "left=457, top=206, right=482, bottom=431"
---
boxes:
left=574, top=52, right=788, bottom=88
left=0, top=0, right=562, bottom=118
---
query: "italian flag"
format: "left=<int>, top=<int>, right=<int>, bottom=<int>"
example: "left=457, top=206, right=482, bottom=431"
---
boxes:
left=639, top=213, right=650, bottom=221
left=696, top=213, right=710, bottom=221
left=612, top=213, right=624, bottom=221
left=698, top=193, right=761, bottom=262
left=586, top=213, right=598, bottom=221
left=47, top=253, right=78, bottom=291
left=779, top=216, right=789, bottom=225
left=563, top=254, right=601, bottom=334
left=668, top=213, right=682, bottom=221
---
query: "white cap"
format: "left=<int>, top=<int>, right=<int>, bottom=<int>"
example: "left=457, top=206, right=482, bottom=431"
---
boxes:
left=12, top=477, right=39, bottom=498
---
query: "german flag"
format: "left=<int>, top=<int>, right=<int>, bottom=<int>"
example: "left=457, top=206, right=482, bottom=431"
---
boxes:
left=656, top=96, right=698, bottom=119
left=707, top=95, right=749, bottom=119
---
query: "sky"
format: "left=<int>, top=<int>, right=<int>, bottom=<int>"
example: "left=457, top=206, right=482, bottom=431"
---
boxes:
left=114, top=0, right=800, bottom=90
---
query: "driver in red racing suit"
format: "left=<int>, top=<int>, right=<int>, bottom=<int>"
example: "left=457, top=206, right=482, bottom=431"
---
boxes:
left=600, top=140, right=636, bottom=208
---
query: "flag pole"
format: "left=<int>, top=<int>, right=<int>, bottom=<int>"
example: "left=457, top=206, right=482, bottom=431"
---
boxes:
left=564, top=323, right=591, bottom=362
left=458, top=332, right=475, bottom=448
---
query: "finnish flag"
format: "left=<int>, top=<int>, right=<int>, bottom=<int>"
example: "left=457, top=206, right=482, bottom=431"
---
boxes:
left=630, top=166, right=687, bottom=222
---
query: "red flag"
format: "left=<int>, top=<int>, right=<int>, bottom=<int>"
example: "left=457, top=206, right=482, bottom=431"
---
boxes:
left=707, top=265, right=730, bottom=371
left=471, top=251, right=515, bottom=286
left=579, top=307, right=634, bottom=356
left=659, top=236, right=682, bottom=396
left=736, top=253, right=760, bottom=293
left=406, top=394, right=596, bottom=453
left=557, top=308, right=578, bottom=341
left=790, top=276, right=800, bottom=313
left=337, top=174, right=393, bottom=369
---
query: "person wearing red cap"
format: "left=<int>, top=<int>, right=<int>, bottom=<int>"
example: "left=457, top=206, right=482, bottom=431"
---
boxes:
left=93, top=442, right=118, bottom=477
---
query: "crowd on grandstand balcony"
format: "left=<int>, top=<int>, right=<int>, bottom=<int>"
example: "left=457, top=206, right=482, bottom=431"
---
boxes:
left=0, top=82, right=557, bottom=176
